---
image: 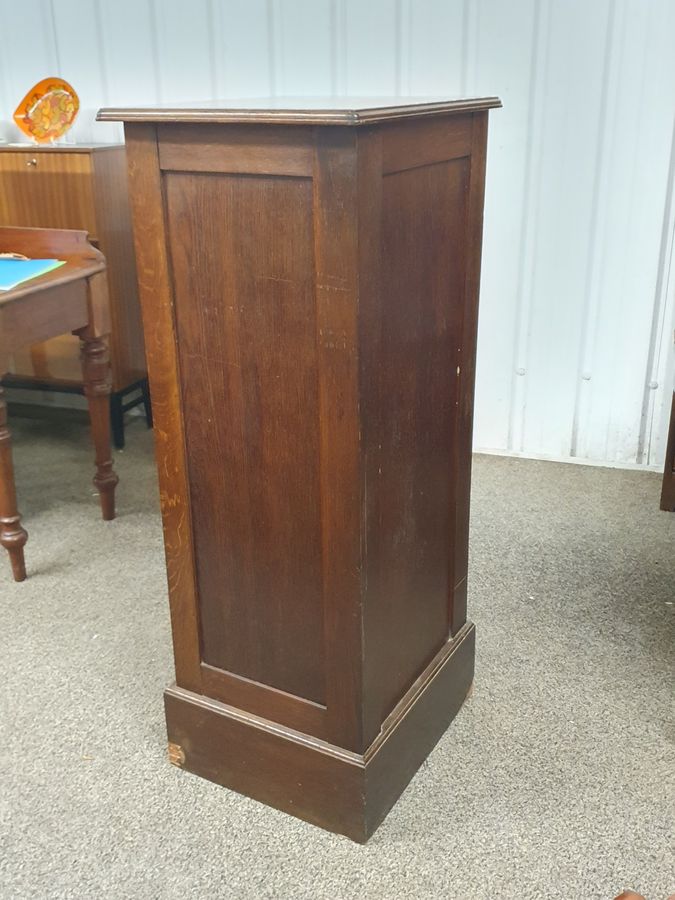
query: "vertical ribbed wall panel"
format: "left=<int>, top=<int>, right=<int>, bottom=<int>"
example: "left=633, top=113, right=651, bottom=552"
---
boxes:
left=0, top=0, right=672, bottom=467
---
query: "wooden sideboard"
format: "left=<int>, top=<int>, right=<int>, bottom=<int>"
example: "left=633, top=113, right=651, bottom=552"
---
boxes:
left=99, top=96, right=501, bottom=841
left=0, top=144, right=148, bottom=447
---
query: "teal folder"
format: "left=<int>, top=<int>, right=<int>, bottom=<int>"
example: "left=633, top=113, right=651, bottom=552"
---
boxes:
left=0, top=258, right=66, bottom=292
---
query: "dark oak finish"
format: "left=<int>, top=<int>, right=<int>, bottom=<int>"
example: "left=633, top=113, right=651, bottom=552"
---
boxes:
left=0, top=143, right=147, bottom=446
left=103, top=96, right=500, bottom=840
left=165, top=623, right=474, bottom=843
left=158, top=124, right=314, bottom=176
left=0, top=226, right=119, bottom=581
left=362, top=143, right=469, bottom=733
left=98, top=95, right=501, bottom=126
left=167, top=171, right=325, bottom=705
left=661, top=392, right=675, bottom=511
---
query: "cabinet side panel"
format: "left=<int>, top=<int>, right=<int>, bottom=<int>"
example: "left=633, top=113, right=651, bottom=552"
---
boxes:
left=451, top=113, right=489, bottom=633
left=313, top=128, right=365, bottom=751
left=165, top=172, right=326, bottom=706
left=362, top=150, right=470, bottom=728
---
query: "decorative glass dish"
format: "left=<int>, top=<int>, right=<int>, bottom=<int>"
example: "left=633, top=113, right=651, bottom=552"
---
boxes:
left=13, top=77, right=79, bottom=143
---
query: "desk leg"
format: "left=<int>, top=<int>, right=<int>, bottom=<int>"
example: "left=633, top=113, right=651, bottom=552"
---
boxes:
left=0, top=386, right=28, bottom=581
left=79, top=336, right=119, bottom=521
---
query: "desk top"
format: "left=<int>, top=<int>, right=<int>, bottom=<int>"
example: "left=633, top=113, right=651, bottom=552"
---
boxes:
left=0, top=143, right=122, bottom=153
left=97, top=95, right=501, bottom=126
left=0, top=227, right=104, bottom=307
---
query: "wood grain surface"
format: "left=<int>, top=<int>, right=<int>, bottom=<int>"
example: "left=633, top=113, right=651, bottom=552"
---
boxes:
left=120, top=99, right=495, bottom=838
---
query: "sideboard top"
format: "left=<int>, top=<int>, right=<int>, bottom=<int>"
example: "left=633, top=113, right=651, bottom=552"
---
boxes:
left=0, top=143, right=123, bottom=152
left=97, top=95, right=501, bottom=126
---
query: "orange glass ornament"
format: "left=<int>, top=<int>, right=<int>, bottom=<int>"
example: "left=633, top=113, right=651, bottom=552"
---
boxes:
left=13, top=77, right=80, bottom=143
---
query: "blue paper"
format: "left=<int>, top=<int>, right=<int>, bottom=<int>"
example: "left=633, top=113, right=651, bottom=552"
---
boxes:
left=0, top=258, right=66, bottom=292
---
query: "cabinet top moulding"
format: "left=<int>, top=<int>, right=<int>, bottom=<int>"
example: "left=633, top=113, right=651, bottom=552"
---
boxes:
left=97, top=95, right=502, bottom=126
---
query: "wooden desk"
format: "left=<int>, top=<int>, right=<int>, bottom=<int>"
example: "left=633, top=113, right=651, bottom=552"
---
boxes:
left=99, top=96, right=500, bottom=840
left=0, top=226, right=119, bottom=582
left=0, top=144, right=148, bottom=448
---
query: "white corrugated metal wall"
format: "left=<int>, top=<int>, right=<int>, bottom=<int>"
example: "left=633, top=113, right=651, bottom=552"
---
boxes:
left=1, top=0, right=673, bottom=468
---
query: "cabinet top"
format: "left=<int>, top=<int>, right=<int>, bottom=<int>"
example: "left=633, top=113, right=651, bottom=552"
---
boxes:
left=97, top=95, right=501, bottom=126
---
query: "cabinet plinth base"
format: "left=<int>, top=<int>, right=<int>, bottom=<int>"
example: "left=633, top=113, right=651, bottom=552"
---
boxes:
left=164, top=622, right=475, bottom=842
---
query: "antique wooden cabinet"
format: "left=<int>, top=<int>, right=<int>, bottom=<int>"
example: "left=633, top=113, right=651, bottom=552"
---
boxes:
left=99, top=97, right=500, bottom=841
left=0, top=144, right=148, bottom=446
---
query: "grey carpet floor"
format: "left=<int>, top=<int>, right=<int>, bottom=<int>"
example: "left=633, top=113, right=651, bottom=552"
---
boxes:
left=0, top=414, right=673, bottom=900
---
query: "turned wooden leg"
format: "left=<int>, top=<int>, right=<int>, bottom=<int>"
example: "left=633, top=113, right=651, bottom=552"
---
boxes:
left=79, top=336, right=119, bottom=520
left=0, top=385, right=28, bottom=581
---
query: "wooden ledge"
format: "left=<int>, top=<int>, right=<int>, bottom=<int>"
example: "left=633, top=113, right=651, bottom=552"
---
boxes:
left=98, top=96, right=502, bottom=126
